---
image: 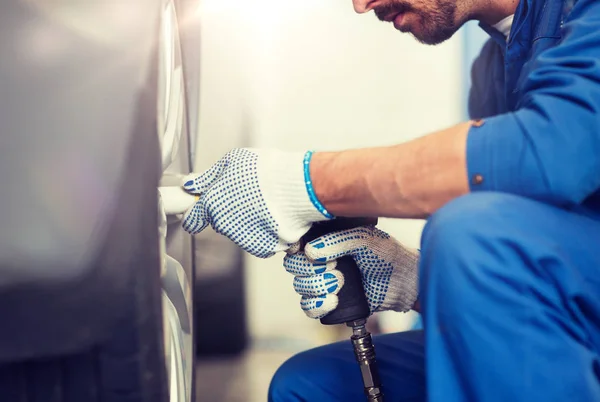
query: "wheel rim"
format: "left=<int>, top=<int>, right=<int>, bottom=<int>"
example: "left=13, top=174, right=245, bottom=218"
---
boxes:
left=158, top=1, right=193, bottom=401
left=158, top=0, right=185, bottom=172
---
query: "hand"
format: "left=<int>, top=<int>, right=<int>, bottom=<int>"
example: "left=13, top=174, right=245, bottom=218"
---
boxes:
left=284, top=226, right=419, bottom=319
left=181, top=148, right=329, bottom=258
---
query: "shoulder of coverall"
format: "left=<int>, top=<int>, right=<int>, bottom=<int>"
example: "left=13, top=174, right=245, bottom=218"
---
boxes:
left=468, top=0, right=583, bottom=118
left=467, top=39, right=506, bottom=120
left=465, top=0, right=600, bottom=210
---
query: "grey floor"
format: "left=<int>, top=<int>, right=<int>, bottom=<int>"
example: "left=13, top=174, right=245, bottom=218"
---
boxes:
left=195, top=349, right=294, bottom=402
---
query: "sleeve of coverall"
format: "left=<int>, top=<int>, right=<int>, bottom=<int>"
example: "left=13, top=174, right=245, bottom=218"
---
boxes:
left=466, top=0, right=600, bottom=206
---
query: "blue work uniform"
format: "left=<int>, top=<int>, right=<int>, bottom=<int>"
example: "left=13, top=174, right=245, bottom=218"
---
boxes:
left=269, top=0, right=600, bottom=400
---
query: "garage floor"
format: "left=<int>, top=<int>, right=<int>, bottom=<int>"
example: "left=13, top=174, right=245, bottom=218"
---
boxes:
left=195, top=349, right=294, bottom=402
left=194, top=316, right=419, bottom=401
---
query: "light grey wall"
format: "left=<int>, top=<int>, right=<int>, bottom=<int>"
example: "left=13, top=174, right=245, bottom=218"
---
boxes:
left=195, top=0, right=465, bottom=344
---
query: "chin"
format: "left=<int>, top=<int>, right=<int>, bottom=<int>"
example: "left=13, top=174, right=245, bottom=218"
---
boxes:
left=412, top=27, right=457, bottom=45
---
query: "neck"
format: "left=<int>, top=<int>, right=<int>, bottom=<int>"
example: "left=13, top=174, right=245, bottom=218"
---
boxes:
left=471, top=0, right=519, bottom=25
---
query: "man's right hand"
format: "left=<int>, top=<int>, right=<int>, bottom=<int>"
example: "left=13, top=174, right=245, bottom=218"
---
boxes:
left=181, top=148, right=330, bottom=258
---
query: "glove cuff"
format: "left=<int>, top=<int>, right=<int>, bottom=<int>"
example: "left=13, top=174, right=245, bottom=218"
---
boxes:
left=381, top=246, right=420, bottom=313
left=257, top=149, right=331, bottom=246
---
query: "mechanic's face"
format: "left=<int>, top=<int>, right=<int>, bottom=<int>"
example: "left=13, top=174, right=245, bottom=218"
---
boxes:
left=353, top=0, right=460, bottom=45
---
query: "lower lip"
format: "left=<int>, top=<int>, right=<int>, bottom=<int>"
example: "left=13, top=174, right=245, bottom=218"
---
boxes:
left=393, top=13, right=407, bottom=30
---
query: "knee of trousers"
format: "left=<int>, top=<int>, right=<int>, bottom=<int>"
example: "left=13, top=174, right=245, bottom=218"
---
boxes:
left=419, top=193, right=528, bottom=315
left=268, top=349, right=324, bottom=402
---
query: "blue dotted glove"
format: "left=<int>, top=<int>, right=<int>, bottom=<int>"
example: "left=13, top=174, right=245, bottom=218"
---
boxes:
left=284, top=226, right=419, bottom=319
left=181, top=148, right=329, bottom=258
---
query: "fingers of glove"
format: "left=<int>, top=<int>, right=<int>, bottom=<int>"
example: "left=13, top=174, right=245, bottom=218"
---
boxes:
left=300, top=294, right=338, bottom=319
left=293, top=270, right=344, bottom=297
left=182, top=155, right=228, bottom=195
left=286, top=241, right=302, bottom=255
left=182, top=203, right=209, bottom=234
left=305, top=226, right=375, bottom=263
left=283, top=252, right=337, bottom=276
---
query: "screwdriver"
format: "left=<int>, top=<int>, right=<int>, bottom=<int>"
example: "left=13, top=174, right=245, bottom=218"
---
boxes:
left=301, top=218, right=384, bottom=402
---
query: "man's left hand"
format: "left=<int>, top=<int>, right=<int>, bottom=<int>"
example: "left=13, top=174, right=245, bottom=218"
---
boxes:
left=284, top=226, right=420, bottom=319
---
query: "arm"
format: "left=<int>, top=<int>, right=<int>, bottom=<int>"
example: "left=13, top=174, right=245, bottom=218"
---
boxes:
left=312, top=0, right=600, bottom=219
left=311, top=122, right=472, bottom=219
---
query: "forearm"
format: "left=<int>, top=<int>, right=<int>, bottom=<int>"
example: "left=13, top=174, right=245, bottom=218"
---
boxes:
left=311, top=121, right=472, bottom=219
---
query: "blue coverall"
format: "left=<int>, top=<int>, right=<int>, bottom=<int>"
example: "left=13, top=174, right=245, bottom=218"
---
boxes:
left=268, top=0, right=600, bottom=400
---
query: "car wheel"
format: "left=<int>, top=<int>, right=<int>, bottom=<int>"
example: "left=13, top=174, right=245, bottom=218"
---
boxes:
left=157, top=0, right=196, bottom=401
left=0, top=30, right=169, bottom=402
left=0, top=0, right=195, bottom=401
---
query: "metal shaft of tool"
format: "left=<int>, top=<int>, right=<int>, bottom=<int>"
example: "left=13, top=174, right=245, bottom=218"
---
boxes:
left=304, top=218, right=384, bottom=401
left=348, top=319, right=384, bottom=401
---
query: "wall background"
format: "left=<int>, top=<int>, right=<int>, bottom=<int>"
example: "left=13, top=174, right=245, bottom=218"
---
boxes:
left=194, top=0, right=486, bottom=347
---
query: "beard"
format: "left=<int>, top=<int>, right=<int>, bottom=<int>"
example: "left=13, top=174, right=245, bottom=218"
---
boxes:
left=374, top=0, right=458, bottom=45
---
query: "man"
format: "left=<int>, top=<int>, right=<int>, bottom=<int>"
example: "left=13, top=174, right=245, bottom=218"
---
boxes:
left=182, top=0, right=600, bottom=400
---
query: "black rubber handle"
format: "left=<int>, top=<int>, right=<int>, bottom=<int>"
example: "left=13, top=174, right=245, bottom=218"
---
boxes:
left=300, top=218, right=378, bottom=325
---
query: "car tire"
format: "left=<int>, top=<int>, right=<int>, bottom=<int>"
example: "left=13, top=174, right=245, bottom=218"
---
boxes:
left=0, top=1, right=197, bottom=400
left=0, top=60, right=168, bottom=402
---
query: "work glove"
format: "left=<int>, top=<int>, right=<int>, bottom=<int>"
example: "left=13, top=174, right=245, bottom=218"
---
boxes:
left=284, top=226, right=419, bottom=319
left=181, top=148, right=330, bottom=258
